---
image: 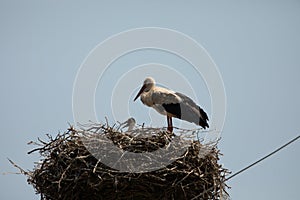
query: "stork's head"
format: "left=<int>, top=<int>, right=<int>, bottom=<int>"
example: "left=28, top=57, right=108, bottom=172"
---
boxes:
left=134, top=77, right=155, bottom=101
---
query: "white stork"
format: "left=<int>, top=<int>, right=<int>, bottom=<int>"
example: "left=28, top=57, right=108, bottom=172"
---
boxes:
left=119, top=117, right=136, bottom=131
left=134, top=77, right=209, bottom=132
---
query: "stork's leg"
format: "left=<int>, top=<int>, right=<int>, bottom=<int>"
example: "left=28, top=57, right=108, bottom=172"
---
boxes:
left=167, top=116, right=173, bottom=132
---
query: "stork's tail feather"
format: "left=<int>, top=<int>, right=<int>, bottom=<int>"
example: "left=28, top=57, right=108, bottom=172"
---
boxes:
left=198, top=106, right=209, bottom=129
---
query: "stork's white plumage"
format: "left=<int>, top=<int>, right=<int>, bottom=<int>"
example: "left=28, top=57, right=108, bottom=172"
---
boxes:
left=134, top=77, right=209, bottom=132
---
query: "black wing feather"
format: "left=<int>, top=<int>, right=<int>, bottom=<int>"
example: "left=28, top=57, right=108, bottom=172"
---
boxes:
left=174, top=92, right=209, bottom=129
left=162, top=103, right=181, bottom=119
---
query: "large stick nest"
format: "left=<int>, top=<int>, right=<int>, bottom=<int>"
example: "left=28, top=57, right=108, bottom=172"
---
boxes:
left=23, top=124, right=230, bottom=200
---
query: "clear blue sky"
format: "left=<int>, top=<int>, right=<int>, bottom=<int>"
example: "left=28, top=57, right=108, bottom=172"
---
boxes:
left=1, top=1, right=300, bottom=199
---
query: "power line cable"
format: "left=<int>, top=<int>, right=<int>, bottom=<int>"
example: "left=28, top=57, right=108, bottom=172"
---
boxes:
left=191, top=134, right=300, bottom=200
left=226, top=134, right=300, bottom=181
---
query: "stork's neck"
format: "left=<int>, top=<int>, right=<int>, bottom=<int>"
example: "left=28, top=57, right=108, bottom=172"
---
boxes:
left=140, top=89, right=154, bottom=107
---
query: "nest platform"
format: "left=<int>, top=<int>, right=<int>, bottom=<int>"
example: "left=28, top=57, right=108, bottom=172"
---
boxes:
left=19, top=124, right=229, bottom=200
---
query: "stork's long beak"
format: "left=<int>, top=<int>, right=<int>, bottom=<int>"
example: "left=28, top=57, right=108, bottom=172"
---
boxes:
left=134, top=85, right=146, bottom=101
